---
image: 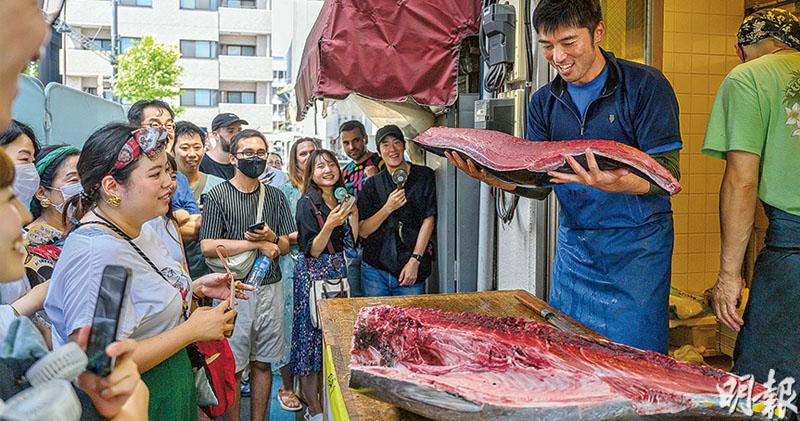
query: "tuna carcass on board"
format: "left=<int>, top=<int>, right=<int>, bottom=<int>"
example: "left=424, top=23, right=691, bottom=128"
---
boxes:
left=412, top=127, right=682, bottom=196
left=349, top=305, right=774, bottom=420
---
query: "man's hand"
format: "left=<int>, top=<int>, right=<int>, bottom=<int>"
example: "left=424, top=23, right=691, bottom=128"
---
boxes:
left=711, top=271, right=745, bottom=332
left=75, top=338, right=142, bottom=419
left=445, top=151, right=516, bottom=190
left=383, top=189, right=407, bottom=213
left=548, top=149, right=645, bottom=194
left=258, top=241, right=281, bottom=259
left=365, top=165, right=378, bottom=178
left=398, top=259, right=420, bottom=287
left=244, top=224, right=276, bottom=242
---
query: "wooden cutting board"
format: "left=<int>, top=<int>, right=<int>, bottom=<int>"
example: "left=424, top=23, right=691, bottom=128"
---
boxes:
left=317, top=289, right=600, bottom=421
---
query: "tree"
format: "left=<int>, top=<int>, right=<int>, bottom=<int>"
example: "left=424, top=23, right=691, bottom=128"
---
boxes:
left=113, top=36, right=183, bottom=110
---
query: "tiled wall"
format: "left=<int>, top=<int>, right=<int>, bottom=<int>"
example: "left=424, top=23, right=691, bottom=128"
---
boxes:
left=662, top=0, right=744, bottom=294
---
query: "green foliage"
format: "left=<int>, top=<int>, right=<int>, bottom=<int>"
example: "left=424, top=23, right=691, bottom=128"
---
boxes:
left=113, top=36, right=184, bottom=112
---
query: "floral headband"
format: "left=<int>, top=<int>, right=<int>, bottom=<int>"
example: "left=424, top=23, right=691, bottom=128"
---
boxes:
left=738, top=8, right=800, bottom=51
left=90, top=127, right=168, bottom=195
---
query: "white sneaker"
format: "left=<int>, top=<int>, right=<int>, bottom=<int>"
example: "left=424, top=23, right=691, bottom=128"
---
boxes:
left=303, top=409, right=324, bottom=421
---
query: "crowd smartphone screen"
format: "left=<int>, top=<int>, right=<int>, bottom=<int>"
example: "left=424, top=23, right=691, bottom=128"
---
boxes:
left=86, top=265, right=131, bottom=376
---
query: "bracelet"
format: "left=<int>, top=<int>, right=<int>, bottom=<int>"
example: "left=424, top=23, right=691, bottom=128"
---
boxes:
left=411, top=253, right=423, bottom=263
left=192, top=291, right=202, bottom=301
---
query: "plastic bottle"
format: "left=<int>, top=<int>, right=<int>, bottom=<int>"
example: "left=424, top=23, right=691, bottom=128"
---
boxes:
left=245, top=254, right=272, bottom=286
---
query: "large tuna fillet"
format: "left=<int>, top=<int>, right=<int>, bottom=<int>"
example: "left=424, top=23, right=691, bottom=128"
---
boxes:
left=350, top=305, right=771, bottom=420
left=413, top=127, right=682, bottom=196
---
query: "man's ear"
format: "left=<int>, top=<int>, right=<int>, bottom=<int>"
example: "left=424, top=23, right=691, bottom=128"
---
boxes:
left=594, top=21, right=606, bottom=46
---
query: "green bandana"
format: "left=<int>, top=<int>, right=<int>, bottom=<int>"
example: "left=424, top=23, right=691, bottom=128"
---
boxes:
left=738, top=8, right=800, bottom=51
left=34, top=146, right=80, bottom=176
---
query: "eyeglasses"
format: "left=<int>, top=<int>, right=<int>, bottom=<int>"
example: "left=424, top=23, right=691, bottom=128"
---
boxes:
left=39, top=0, right=65, bottom=26
left=112, top=128, right=169, bottom=171
left=235, top=150, right=268, bottom=159
left=145, top=121, right=176, bottom=131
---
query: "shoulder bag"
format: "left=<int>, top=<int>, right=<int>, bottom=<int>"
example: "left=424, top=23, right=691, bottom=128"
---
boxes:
left=205, top=183, right=265, bottom=280
left=305, top=197, right=350, bottom=330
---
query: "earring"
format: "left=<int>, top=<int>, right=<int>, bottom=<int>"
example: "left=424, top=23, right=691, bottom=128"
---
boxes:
left=40, top=198, right=51, bottom=208
left=106, top=195, right=121, bottom=207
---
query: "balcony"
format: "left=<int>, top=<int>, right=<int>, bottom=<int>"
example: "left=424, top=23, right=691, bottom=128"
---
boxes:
left=178, top=59, right=220, bottom=88
left=218, top=103, right=272, bottom=131
left=219, top=56, right=272, bottom=82
left=63, top=49, right=112, bottom=77
left=64, top=0, right=112, bottom=27
left=219, top=7, right=271, bottom=34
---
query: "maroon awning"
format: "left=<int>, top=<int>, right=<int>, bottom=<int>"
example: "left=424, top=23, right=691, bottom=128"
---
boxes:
left=295, top=0, right=481, bottom=121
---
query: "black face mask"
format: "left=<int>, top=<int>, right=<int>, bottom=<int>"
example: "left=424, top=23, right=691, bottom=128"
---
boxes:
left=237, top=157, right=267, bottom=179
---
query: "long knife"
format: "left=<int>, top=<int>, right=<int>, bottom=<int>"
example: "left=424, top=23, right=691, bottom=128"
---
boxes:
left=514, top=291, right=580, bottom=335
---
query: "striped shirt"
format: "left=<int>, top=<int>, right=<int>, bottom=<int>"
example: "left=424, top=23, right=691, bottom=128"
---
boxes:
left=200, top=181, right=296, bottom=284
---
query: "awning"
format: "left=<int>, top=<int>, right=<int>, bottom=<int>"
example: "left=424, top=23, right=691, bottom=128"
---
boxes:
left=295, top=0, right=481, bottom=121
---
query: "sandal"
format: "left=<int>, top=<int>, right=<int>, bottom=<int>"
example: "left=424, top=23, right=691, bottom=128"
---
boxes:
left=278, top=387, right=303, bottom=412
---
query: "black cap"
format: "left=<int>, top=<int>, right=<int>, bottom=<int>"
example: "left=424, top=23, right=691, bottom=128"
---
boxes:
left=375, top=124, right=404, bottom=146
left=211, top=113, right=249, bottom=131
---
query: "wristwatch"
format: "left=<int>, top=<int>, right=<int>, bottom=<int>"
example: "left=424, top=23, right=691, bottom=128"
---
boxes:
left=411, top=253, right=423, bottom=263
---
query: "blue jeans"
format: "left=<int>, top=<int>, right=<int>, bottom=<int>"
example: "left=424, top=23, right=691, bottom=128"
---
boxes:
left=361, top=261, right=425, bottom=297
left=347, top=249, right=363, bottom=298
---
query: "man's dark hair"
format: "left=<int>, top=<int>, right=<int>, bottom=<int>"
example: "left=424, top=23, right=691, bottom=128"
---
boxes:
left=339, top=120, right=366, bottom=137
left=0, top=119, right=41, bottom=157
left=532, top=0, right=603, bottom=36
left=230, top=129, right=267, bottom=155
left=173, top=121, right=207, bottom=149
left=127, top=99, right=175, bottom=126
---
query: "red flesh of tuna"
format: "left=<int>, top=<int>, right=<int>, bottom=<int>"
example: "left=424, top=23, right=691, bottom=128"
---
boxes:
left=414, top=127, right=682, bottom=195
left=350, top=305, right=765, bottom=416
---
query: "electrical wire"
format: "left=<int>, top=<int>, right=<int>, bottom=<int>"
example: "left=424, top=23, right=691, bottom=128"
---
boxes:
left=494, top=186, right=519, bottom=224
left=479, top=0, right=508, bottom=93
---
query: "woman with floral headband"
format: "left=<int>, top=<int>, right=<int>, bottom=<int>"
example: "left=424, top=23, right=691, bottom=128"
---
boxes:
left=45, top=123, right=252, bottom=420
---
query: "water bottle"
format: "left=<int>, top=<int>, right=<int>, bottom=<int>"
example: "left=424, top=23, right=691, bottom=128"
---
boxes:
left=245, top=254, right=272, bottom=286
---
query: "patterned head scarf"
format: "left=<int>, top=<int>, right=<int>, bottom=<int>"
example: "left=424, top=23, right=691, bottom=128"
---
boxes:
left=738, top=8, right=800, bottom=51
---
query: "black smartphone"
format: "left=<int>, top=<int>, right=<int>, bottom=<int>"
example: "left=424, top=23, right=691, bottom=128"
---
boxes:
left=247, top=221, right=265, bottom=232
left=86, top=265, right=131, bottom=376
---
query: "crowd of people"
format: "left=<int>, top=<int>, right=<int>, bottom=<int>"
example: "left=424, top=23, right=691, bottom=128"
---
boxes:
left=0, top=83, right=437, bottom=420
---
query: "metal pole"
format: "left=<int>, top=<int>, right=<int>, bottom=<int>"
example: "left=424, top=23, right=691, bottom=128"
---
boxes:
left=110, top=0, right=119, bottom=101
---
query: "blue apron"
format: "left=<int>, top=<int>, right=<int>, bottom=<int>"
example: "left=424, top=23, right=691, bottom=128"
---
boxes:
left=733, top=204, right=800, bottom=412
left=550, top=187, right=673, bottom=353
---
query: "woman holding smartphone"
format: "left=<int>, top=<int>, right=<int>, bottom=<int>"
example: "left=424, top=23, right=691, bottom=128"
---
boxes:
left=45, top=124, right=250, bottom=420
left=292, top=149, right=358, bottom=421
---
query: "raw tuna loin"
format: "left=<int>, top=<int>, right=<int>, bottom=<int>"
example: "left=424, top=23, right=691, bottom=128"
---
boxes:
left=350, top=305, right=769, bottom=420
left=413, top=127, right=682, bottom=196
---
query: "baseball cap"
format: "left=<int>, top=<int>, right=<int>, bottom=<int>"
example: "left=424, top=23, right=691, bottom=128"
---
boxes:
left=375, top=124, right=404, bottom=146
left=212, top=113, right=249, bottom=131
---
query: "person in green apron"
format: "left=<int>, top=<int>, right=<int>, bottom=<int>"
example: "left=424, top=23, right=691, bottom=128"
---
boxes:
left=448, top=0, right=681, bottom=353
left=703, top=9, right=800, bottom=418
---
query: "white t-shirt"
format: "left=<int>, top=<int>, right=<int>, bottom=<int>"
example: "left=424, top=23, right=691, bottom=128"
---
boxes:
left=45, top=221, right=191, bottom=347
left=0, top=276, right=30, bottom=305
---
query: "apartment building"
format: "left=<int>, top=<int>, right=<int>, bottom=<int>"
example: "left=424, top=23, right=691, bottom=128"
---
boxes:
left=60, top=0, right=274, bottom=131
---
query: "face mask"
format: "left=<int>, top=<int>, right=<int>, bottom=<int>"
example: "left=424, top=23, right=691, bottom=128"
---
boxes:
left=13, top=163, right=40, bottom=205
left=237, top=157, right=267, bottom=179
left=54, top=182, right=83, bottom=215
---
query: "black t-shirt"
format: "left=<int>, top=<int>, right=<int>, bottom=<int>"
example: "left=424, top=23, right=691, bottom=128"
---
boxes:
left=200, top=181, right=296, bottom=283
left=296, top=188, right=351, bottom=256
left=357, top=164, right=437, bottom=275
left=200, top=155, right=235, bottom=180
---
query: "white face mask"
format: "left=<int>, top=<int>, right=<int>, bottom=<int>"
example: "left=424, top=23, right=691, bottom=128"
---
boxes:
left=54, top=182, right=83, bottom=215
left=13, top=163, right=40, bottom=205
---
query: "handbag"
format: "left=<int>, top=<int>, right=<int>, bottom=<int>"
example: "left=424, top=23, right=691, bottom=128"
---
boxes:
left=306, top=197, right=350, bottom=330
left=205, top=183, right=265, bottom=280
left=80, top=218, right=236, bottom=416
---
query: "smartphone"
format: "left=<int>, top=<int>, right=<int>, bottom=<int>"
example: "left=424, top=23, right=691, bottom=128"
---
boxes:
left=86, top=265, right=131, bottom=376
left=247, top=221, right=265, bottom=232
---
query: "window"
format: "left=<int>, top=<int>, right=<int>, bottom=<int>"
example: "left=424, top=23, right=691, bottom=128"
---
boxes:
left=224, top=91, right=256, bottom=104
left=83, top=87, right=98, bottom=95
left=221, top=0, right=256, bottom=8
left=180, top=40, right=218, bottom=59
left=272, top=103, right=286, bottom=116
left=119, top=0, right=152, bottom=6
left=222, top=45, right=256, bottom=56
left=272, top=70, right=286, bottom=80
left=120, top=37, right=140, bottom=54
left=181, top=89, right=219, bottom=107
left=93, top=39, right=112, bottom=51
left=180, top=0, right=218, bottom=10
